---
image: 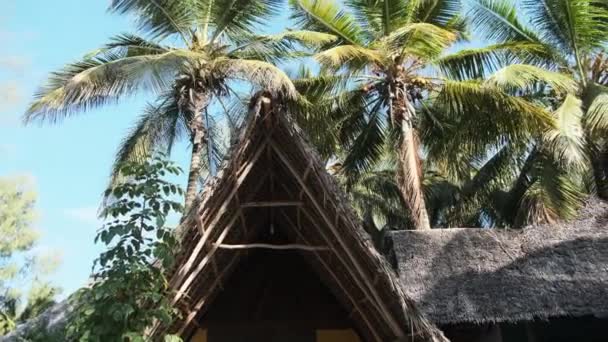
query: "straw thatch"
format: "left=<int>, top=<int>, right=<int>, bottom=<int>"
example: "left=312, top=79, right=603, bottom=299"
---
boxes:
left=160, top=94, right=446, bottom=342
left=388, top=200, right=608, bottom=326
left=1, top=300, right=71, bottom=341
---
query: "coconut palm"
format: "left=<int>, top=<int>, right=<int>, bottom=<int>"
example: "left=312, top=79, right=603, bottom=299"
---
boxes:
left=24, top=0, right=336, bottom=210
left=444, top=0, right=608, bottom=224
left=289, top=0, right=570, bottom=229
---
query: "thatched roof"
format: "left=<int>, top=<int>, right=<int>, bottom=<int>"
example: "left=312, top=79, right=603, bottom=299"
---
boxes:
left=388, top=200, right=608, bottom=326
left=2, top=300, right=70, bottom=341
left=159, top=95, right=446, bottom=342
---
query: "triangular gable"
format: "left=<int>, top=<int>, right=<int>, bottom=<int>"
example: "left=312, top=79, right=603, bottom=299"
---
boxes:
left=160, top=95, right=445, bottom=342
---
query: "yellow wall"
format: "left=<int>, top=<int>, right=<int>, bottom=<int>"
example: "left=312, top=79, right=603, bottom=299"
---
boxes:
left=191, top=329, right=207, bottom=342
left=317, top=329, right=361, bottom=342
left=191, top=328, right=360, bottom=342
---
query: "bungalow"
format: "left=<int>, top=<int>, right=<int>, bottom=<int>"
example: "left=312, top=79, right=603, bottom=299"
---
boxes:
left=4, top=95, right=606, bottom=342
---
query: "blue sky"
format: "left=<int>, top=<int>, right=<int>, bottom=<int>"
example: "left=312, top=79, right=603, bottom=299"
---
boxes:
left=0, top=0, right=293, bottom=298
left=1, top=0, right=150, bottom=296
left=0, top=1, right=169, bottom=296
left=0, top=0, right=483, bottom=298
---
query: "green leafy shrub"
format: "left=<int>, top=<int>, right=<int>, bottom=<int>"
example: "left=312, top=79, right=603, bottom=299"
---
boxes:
left=66, top=156, right=184, bottom=341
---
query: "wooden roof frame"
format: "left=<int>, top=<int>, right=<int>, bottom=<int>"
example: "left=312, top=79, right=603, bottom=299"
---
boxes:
left=158, top=95, right=446, bottom=342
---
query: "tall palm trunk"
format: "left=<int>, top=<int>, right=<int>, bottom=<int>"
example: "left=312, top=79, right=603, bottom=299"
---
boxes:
left=181, top=88, right=209, bottom=212
left=390, top=77, right=431, bottom=230
left=590, top=142, right=608, bottom=200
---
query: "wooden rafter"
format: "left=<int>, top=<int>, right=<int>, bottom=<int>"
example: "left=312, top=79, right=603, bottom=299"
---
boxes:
left=172, top=210, right=239, bottom=304
left=170, top=139, right=269, bottom=288
left=196, top=215, right=222, bottom=289
left=269, top=140, right=405, bottom=338
left=280, top=212, right=383, bottom=342
left=176, top=251, right=242, bottom=336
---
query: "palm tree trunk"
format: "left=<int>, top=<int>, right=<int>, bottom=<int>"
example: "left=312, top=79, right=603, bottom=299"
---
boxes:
left=398, top=121, right=431, bottom=230
left=183, top=89, right=209, bottom=212
left=590, top=143, right=608, bottom=200
left=391, top=79, right=431, bottom=230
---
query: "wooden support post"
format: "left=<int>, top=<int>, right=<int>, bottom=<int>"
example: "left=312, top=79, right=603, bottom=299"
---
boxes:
left=270, top=140, right=404, bottom=338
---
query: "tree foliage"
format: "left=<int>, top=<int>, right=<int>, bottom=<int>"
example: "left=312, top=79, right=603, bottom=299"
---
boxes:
left=288, top=0, right=569, bottom=229
left=0, top=176, right=61, bottom=336
left=65, top=156, right=184, bottom=341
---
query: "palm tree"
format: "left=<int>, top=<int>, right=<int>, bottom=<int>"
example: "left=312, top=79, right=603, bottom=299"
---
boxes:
left=289, top=0, right=567, bottom=229
left=24, top=0, right=333, bottom=210
left=440, top=0, right=608, bottom=225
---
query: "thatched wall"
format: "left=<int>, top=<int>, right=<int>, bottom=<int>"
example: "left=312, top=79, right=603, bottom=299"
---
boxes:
left=389, top=200, right=608, bottom=325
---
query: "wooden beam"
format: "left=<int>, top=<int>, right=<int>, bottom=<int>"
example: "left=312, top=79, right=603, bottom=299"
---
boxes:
left=176, top=252, right=242, bottom=336
left=240, top=201, right=303, bottom=208
left=214, top=243, right=329, bottom=252
left=197, top=138, right=270, bottom=231
left=171, top=209, right=240, bottom=304
left=280, top=212, right=383, bottom=342
left=196, top=215, right=222, bottom=290
left=269, top=140, right=405, bottom=338
left=299, top=161, right=314, bottom=200
left=170, top=139, right=269, bottom=288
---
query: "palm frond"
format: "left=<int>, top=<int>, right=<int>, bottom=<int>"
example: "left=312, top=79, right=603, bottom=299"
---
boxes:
left=410, top=0, right=462, bottom=27
left=585, top=86, right=608, bottom=136
left=290, top=0, right=367, bottom=46
left=467, top=0, right=542, bottom=43
left=544, top=94, right=587, bottom=169
left=341, top=98, right=388, bottom=180
left=436, top=42, right=556, bottom=80
left=344, top=0, right=407, bottom=38
left=108, top=0, right=194, bottom=43
left=437, top=80, right=553, bottom=133
left=229, top=30, right=338, bottom=63
left=383, top=23, right=457, bottom=59
left=218, top=59, right=297, bottom=98
left=514, top=154, right=584, bottom=226
left=109, top=94, right=186, bottom=187
left=522, top=0, right=608, bottom=58
left=314, top=45, right=386, bottom=69
left=25, top=51, right=198, bottom=123
left=209, top=0, right=282, bottom=42
left=487, top=64, right=577, bottom=94
left=96, top=33, right=169, bottom=58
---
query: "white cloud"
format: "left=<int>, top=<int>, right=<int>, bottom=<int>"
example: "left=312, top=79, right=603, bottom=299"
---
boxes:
left=63, top=206, right=102, bottom=225
left=0, top=143, right=17, bottom=156
left=0, top=80, right=23, bottom=111
left=0, top=55, right=30, bottom=74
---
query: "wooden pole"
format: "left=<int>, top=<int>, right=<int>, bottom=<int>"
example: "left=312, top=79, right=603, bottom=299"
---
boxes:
left=170, top=139, right=269, bottom=288
left=172, top=209, right=240, bottom=304
left=240, top=201, right=303, bottom=208
left=214, top=242, right=329, bottom=251
left=176, top=252, right=242, bottom=335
